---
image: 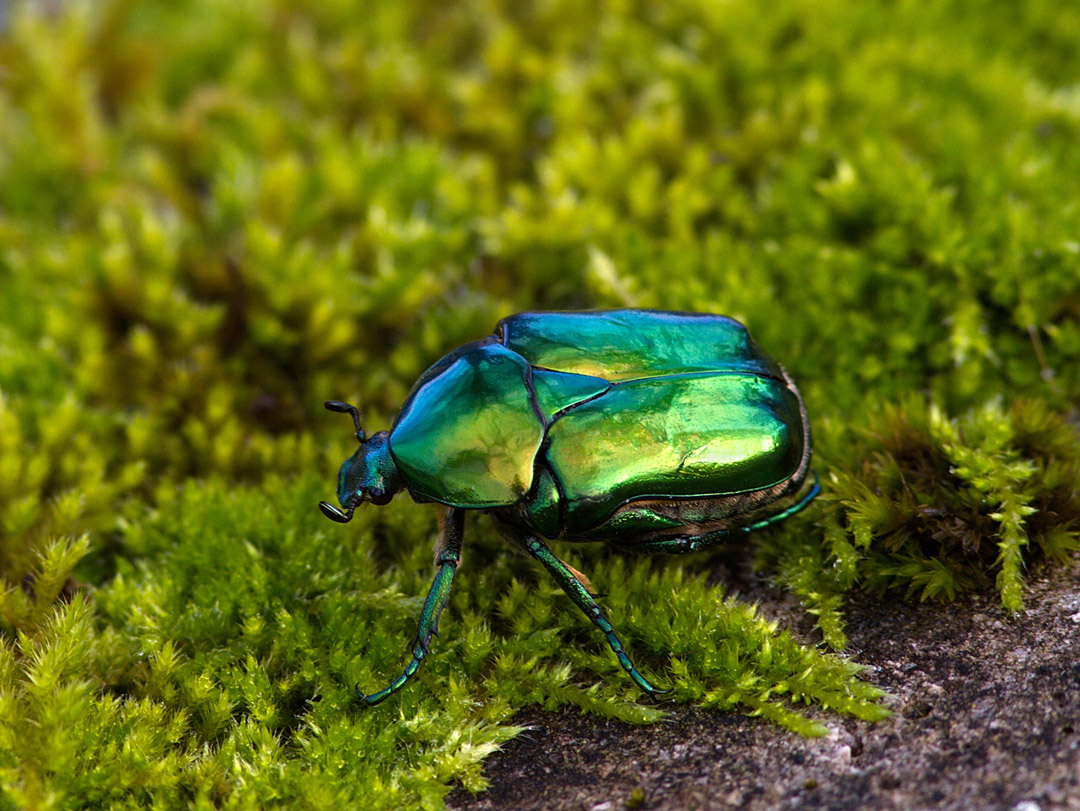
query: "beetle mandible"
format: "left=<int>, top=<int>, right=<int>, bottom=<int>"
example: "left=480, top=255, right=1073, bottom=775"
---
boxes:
left=320, top=309, right=819, bottom=705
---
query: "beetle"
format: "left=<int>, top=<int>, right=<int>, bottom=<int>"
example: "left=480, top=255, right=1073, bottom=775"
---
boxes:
left=320, top=309, right=819, bottom=705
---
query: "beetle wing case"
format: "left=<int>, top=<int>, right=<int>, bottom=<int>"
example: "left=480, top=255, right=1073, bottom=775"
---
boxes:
left=388, top=310, right=808, bottom=536
left=499, top=310, right=808, bottom=536
left=544, top=371, right=805, bottom=533
left=497, top=309, right=784, bottom=381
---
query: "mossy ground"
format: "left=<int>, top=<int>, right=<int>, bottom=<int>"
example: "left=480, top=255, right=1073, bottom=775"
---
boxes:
left=1, top=1, right=1078, bottom=808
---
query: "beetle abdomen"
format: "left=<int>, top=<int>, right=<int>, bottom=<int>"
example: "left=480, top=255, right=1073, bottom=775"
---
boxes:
left=544, top=372, right=805, bottom=532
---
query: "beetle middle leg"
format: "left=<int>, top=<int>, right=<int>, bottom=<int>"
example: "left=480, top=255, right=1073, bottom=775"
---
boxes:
left=507, top=529, right=667, bottom=699
left=357, top=507, right=465, bottom=706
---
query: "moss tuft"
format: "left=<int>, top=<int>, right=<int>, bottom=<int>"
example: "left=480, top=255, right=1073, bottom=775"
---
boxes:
left=2, top=0, right=1079, bottom=804
left=761, top=398, right=1080, bottom=646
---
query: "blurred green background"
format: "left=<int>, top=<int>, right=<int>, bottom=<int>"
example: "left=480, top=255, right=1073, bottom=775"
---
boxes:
left=1, top=0, right=1079, bottom=807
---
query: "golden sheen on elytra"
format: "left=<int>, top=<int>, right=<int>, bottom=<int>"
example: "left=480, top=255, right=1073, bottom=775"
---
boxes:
left=321, top=310, right=817, bottom=705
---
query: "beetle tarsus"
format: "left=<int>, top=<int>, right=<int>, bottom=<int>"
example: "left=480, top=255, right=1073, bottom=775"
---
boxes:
left=356, top=682, right=398, bottom=707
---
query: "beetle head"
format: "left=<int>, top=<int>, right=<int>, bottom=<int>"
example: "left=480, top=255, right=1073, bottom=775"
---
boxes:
left=319, top=401, right=403, bottom=523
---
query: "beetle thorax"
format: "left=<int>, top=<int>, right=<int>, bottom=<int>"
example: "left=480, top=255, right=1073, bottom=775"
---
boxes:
left=337, top=431, right=403, bottom=507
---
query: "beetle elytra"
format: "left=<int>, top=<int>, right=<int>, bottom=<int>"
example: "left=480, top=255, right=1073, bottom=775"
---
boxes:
left=320, top=310, right=819, bottom=705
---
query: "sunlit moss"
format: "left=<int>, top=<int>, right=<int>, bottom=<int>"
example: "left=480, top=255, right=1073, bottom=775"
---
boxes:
left=1, top=0, right=1079, bottom=806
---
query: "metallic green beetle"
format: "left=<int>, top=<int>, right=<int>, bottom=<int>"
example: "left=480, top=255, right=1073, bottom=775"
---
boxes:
left=320, top=309, right=818, bottom=705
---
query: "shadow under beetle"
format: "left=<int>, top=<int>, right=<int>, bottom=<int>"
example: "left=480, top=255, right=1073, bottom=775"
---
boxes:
left=320, top=310, right=819, bottom=705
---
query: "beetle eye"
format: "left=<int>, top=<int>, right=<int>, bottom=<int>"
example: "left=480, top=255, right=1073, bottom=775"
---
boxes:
left=368, top=487, right=392, bottom=505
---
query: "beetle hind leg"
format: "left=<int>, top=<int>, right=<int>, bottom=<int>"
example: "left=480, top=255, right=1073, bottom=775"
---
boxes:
left=357, top=508, right=465, bottom=707
left=516, top=532, right=667, bottom=699
left=627, top=471, right=821, bottom=555
left=746, top=470, right=821, bottom=532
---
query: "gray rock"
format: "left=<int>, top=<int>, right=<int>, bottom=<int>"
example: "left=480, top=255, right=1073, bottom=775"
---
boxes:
left=449, top=558, right=1080, bottom=810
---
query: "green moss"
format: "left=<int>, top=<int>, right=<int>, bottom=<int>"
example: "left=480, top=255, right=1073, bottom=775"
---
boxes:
left=0, top=477, right=884, bottom=807
left=1, top=0, right=1079, bottom=805
left=760, top=398, right=1080, bottom=647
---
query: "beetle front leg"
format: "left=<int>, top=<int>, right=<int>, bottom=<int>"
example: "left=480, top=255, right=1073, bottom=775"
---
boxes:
left=517, top=533, right=667, bottom=700
left=358, top=507, right=465, bottom=707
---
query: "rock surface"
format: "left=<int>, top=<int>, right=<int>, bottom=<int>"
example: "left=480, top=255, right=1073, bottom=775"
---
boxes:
left=448, top=558, right=1080, bottom=810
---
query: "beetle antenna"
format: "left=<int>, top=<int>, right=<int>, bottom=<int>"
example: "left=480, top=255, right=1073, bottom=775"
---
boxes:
left=320, top=500, right=356, bottom=523
left=325, top=400, right=365, bottom=442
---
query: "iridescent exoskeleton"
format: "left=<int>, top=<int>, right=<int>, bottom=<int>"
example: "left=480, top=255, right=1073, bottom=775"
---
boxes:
left=320, top=310, right=818, bottom=704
